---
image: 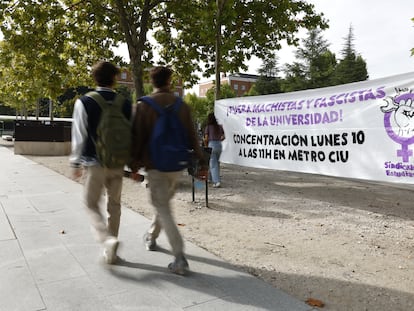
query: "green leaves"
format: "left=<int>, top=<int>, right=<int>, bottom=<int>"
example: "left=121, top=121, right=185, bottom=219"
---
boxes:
left=0, top=0, right=118, bottom=115
left=279, top=26, right=367, bottom=93
left=1, top=0, right=330, bottom=113
left=154, top=0, right=327, bottom=95
left=333, top=26, right=369, bottom=84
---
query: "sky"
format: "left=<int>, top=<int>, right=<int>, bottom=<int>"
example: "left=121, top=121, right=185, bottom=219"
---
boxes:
left=246, top=0, right=414, bottom=80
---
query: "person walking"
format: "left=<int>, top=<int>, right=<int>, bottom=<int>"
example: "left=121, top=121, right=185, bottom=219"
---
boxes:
left=130, top=66, right=206, bottom=275
left=203, top=112, right=225, bottom=188
left=70, top=61, right=132, bottom=264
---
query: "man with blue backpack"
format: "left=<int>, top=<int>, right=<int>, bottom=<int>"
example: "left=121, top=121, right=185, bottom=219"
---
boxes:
left=130, top=66, right=206, bottom=275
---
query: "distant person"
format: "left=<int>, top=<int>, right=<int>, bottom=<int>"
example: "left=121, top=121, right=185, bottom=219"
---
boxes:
left=204, top=112, right=225, bottom=188
left=130, top=66, right=206, bottom=275
left=70, top=61, right=132, bottom=264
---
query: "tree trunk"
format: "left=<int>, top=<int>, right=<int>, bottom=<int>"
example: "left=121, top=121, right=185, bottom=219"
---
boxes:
left=114, top=0, right=151, bottom=99
left=214, top=0, right=224, bottom=100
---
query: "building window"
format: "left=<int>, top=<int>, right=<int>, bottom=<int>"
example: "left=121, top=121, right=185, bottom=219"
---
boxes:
left=121, top=72, right=127, bottom=80
left=234, top=84, right=238, bottom=90
left=241, top=85, right=246, bottom=91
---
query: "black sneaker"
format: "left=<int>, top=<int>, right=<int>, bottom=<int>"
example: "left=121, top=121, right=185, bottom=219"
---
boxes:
left=143, top=233, right=156, bottom=251
left=168, top=256, right=189, bottom=275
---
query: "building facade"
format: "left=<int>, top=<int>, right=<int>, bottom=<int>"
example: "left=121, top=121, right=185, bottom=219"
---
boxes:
left=117, top=69, right=135, bottom=90
left=198, top=73, right=259, bottom=97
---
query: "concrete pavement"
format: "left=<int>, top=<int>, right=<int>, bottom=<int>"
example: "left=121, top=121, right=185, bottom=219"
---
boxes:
left=0, top=145, right=315, bottom=311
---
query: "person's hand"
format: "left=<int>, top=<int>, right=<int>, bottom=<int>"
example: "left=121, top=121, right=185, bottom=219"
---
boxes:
left=71, top=167, right=83, bottom=181
left=196, top=165, right=209, bottom=181
left=128, top=160, right=141, bottom=173
left=130, top=172, right=145, bottom=182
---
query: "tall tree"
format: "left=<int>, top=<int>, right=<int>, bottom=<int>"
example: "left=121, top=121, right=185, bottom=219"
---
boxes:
left=258, top=53, right=280, bottom=78
left=281, top=61, right=308, bottom=92
left=0, top=0, right=182, bottom=110
left=333, top=25, right=369, bottom=84
left=254, top=53, right=282, bottom=95
left=0, top=0, right=117, bottom=116
left=113, top=0, right=160, bottom=97
left=214, top=0, right=227, bottom=100
left=283, top=27, right=336, bottom=91
left=1, top=0, right=327, bottom=113
left=155, top=0, right=327, bottom=99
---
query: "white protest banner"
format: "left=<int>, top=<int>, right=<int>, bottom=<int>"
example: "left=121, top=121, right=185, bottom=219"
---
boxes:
left=215, top=72, right=414, bottom=184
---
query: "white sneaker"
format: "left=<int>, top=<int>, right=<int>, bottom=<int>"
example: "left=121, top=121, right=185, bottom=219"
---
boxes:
left=143, top=233, right=157, bottom=251
left=213, top=182, right=221, bottom=188
left=103, top=236, right=119, bottom=264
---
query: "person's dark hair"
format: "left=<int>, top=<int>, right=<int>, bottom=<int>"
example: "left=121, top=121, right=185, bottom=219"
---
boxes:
left=91, top=61, right=120, bottom=87
left=150, top=66, right=173, bottom=88
left=207, top=112, right=221, bottom=132
left=207, top=112, right=218, bottom=126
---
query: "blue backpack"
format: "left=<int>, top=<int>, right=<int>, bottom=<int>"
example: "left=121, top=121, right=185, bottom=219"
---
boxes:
left=139, top=96, right=191, bottom=172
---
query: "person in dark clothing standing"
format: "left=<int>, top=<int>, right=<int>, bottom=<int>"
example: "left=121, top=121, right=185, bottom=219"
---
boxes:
left=70, top=61, right=132, bottom=264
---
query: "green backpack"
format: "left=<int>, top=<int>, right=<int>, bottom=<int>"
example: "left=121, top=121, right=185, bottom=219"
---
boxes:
left=85, top=91, right=131, bottom=169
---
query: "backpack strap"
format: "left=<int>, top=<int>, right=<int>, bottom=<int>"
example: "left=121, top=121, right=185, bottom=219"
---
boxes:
left=139, top=96, right=183, bottom=114
left=85, top=91, right=123, bottom=110
left=139, top=96, right=162, bottom=114
left=172, top=97, right=183, bottom=112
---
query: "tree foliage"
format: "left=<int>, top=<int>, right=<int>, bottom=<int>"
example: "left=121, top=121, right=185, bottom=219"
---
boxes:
left=253, top=53, right=282, bottom=95
left=112, top=0, right=167, bottom=96
left=0, top=0, right=118, bottom=116
left=280, top=26, right=367, bottom=92
left=203, top=84, right=236, bottom=114
left=184, top=92, right=209, bottom=126
left=154, top=0, right=327, bottom=99
left=281, top=61, right=308, bottom=92
left=185, top=83, right=236, bottom=128
left=282, top=28, right=336, bottom=91
left=333, top=25, right=369, bottom=84
left=1, top=0, right=328, bottom=116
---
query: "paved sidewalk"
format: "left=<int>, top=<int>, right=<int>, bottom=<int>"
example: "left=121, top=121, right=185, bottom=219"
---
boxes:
left=0, top=146, right=315, bottom=311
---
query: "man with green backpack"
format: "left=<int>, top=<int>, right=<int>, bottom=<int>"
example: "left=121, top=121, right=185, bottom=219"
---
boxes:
left=70, top=61, right=132, bottom=264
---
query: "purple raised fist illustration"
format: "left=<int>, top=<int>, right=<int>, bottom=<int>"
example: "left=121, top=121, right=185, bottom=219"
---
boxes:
left=381, top=92, right=414, bottom=138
